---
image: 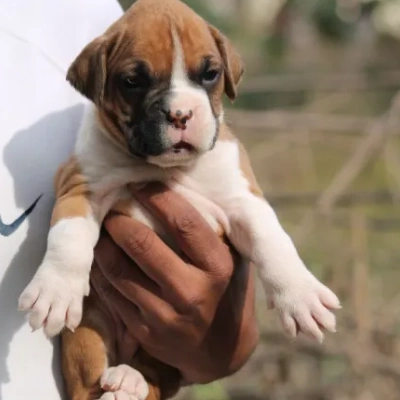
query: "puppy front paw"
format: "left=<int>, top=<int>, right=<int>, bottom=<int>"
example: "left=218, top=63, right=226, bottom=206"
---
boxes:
left=18, top=262, right=90, bottom=337
left=270, top=276, right=341, bottom=342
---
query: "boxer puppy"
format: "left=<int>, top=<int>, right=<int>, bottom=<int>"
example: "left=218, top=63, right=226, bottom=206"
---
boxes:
left=19, top=0, right=341, bottom=399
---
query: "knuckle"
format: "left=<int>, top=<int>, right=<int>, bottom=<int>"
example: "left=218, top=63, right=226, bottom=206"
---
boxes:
left=205, top=248, right=234, bottom=283
left=162, top=310, right=183, bottom=331
left=180, top=295, right=203, bottom=316
left=107, top=261, right=124, bottom=281
left=94, top=254, right=124, bottom=284
left=153, top=317, right=176, bottom=338
left=214, top=263, right=232, bottom=283
left=219, top=249, right=235, bottom=276
left=135, top=323, right=151, bottom=344
left=208, top=267, right=231, bottom=292
left=99, top=284, right=116, bottom=299
left=177, top=283, right=207, bottom=313
left=179, top=297, right=210, bottom=332
left=124, top=228, right=154, bottom=255
left=157, top=307, right=204, bottom=339
left=174, top=213, right=198, bottom=237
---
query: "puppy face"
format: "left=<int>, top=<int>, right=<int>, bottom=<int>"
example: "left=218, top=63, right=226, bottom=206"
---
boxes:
left=67, top=0, right=244, bottom=168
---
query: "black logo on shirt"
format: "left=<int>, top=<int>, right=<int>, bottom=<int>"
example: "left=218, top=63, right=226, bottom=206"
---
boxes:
left=0, top=195, right=42, bottom=237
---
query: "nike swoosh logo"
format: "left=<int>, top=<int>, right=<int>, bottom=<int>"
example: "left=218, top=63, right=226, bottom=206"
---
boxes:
left=0, top=195, right=43, bottom=237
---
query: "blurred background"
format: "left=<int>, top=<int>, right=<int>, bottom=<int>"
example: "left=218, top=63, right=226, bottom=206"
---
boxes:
left=120, top=1, right=400, bottom=399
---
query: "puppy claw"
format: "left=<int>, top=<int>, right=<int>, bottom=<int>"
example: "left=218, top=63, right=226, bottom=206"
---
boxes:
left=272, top=275, right=340, bottom=343
left=319, top=287, right=341, bottom=310
left=18, top=290, right=39, bottom=311
left=312, top=303, right=337, bottom=333
left=18, top=262, right=88, bottom=336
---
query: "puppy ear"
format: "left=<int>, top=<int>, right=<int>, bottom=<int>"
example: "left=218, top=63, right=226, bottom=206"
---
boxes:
left=66, top=37, right=107, bottom=105
left=209, top=25, right=244, bottom=102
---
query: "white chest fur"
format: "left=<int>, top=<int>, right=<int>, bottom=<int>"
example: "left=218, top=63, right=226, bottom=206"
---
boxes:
left=19, top=104, right=340, bottom=344
left=73, top=105, right=249, bottom=240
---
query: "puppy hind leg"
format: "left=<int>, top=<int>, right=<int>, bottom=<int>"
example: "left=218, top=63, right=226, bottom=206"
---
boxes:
left=97, top=347, right=180, bottom=400
left=61, top=298, right=179, bottom=400
left=61, top=298, right=116, bottom=400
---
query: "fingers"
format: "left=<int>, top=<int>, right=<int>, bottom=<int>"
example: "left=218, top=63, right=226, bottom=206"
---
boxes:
left=90, top=265, right=147, bottom=339
left=132, top=183, right=233, bottom=277
left=91, top=255, right=179, bottom=335
left=94, top=228, right=163, bottom=293
left=100, top=217, right=197, bottom=301
left=93, top=238, right=163, bottom=314
left=98, top=182, right=234, bottom=322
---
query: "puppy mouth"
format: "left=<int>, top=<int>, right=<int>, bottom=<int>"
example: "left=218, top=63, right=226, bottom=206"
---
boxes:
left=170, top=141, right=196, bottom=154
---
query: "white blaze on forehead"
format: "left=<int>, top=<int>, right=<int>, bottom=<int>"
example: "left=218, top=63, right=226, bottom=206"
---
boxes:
left=171, top=27, right=190, bottom=89
left=165, top=26, right=218, bottom=158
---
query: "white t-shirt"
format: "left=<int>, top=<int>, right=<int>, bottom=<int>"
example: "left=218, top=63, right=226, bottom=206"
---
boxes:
left=0, top=1, right=123, bottom=398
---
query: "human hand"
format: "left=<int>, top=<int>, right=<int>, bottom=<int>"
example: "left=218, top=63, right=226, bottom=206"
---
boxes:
left=91, top=183, right=258, bottom=384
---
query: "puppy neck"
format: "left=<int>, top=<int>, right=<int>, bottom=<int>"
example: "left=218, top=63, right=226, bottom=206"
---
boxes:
left=95, top=109, right=133, bottom=158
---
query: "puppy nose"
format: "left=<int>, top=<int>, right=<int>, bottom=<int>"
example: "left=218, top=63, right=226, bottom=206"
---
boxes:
left=165, top=109, right=193, bottom=130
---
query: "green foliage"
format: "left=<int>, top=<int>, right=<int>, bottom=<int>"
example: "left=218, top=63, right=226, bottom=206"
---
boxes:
left=192, top=382, right=229, bottom=400
left=119, top=0, right=135, bottom=10
left=180, top=0, right=233, bottom=33
left=264, top=34, right=287, bottom=65
left=311, top=1, right=355, bottom=41
left=233, top=86, right=308, bottom=111
left=293, top=0, right=357, bottom=42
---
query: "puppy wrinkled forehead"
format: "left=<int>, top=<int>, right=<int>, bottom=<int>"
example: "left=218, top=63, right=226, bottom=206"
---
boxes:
left=106, top=0, right=219, bottom=78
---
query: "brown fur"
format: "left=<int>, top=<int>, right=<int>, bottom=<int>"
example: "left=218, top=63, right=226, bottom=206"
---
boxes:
left=50, top=157, right=90, bottom=226
left=60, top=1, right=249, bottom=399
left=66, top=0, right=243, bottom=146
left=61, top=294, right=115, bottom=400
left=61, top=289, right=181, bottom=400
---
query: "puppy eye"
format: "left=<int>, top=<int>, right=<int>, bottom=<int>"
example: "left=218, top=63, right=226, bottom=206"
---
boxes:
left=201, top=69, right=220, bottom=85
left=123, top=76, right=141, bottom=90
